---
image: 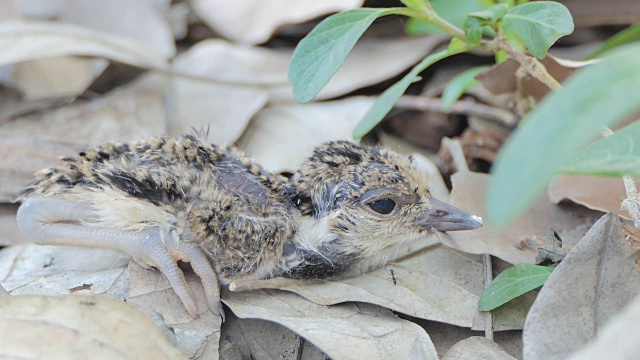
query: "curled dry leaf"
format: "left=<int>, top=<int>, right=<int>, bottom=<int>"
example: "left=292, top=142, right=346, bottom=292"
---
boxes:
left=238, top=97, right=374, bottom=173
left=0, top=74, right=167, bottom=201
left=232, top=244, right=480, bottom=328
left=442, top=337, right=516, bottom=360
left=18, top=0, right=175, bottom=58
left=191, top=0, right=363, bottom=44
left=0, top=21, right=167, bottom=70
left=223, top=289, right=438, bottom=360
left=568, top=294, right=640, bottom=360
left=0, top=294, right=183, bottom=359
left=441, top=171, right=601, bottom=264
left=523, top=213, right=640, bottom=360
left=548, top=174, right=630, bottom=220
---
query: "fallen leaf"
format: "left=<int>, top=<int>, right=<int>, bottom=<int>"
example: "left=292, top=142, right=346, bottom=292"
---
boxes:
left=167, top=36, right=446, bottom=103
left=0, top=294, right=183, bottom=359
left=238, top=97, right=373, bottom=173
left=0, top=244, right=129, bottom=301
left=223, top=289, right=439, bottom=360
left=475, top=56, right=594, bottom=101
left=168, top=40, right=269, bottom=144
left=0, top=74, right=167, bottom=201
left=0, top=244, right=219, bottom=359
left=522, top=213, right=640, bottom=360
left=567, top=294, right=640, bottom=360
left=126, top=263, right=221, bottom=359
left=441, top=171, right=601, bottom=264
left=191, top=0, right=363, bottom=45
left=18, top=0, right=175, bottom=58
left=222, top=311, right=313, bottom=360
left=548, top=175, right=630, bottom=220
left=0, top=20, right=167, bottom=70
left=10, top=57, right=99, bottom=100
left=442, top=336, right=516, bottom=360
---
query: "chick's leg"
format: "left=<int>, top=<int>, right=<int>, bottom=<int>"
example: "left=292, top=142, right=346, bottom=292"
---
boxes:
left=17, top=198, right=223, bottom=319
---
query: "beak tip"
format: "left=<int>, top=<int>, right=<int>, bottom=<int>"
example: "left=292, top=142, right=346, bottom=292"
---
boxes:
left=471, top=215, right=484, bottom=228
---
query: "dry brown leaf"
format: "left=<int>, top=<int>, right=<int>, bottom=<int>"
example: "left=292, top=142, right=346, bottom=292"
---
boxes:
left=0, top=74, right=167, bottom=201
left=223, top=289, right=438, bottom=360
left=567, top=294, right=640, bottom=360
left=191, top=0, right=363, bottom=45
left=18, top=0, right=175, bottom=58
left=476, top=56, right=593, bottom=99
left=238, top=97, right=373, bottom=173
left=0, top=294, right=183, bottom=359
left=441, top=171, right=600, bottom=264
left=0, top=20, right=167, bottom=70
left=442, top=337, right=516, bottom=360
left=127, top=263, right=221, bottom=359
left=548, top=175, right=630, bottom=220
left=523, top=213, right=640, bottom=360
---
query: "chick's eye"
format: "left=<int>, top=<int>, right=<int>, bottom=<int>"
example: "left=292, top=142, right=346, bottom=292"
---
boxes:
left=368, top=198, right=396, bottom=215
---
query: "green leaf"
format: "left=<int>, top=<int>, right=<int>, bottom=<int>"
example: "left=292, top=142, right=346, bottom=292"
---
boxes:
left=405, top=0, right=487, bottom=35
left=441, top=66, right=488, bottom=111
left=470, top=3, right=508, bottom=22
left=399, top=0, right=428, bottom=11
left=487, top=43, right=640, bottom=227
left=289, top=8, right=403, bottom=103
left=501, top=1, right=574, bottom=59
left=562, top=122, right=640, bottom=177
left=463, top=17, right=483, bottom=45
left=353, top=45, right=468, bottom=139
left=479, top=264, right=553, bottom=311
left=588, top=24, right=640, bottom=59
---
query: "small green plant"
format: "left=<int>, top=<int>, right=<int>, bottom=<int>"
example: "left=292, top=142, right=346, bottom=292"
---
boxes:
left=289, top=0, right=574, bottom=138
left=288, top=1, right=640, bottom=312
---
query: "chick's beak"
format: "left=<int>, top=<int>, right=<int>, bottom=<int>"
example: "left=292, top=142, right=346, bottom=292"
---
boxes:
left=416, top=198, right=483, bottom=232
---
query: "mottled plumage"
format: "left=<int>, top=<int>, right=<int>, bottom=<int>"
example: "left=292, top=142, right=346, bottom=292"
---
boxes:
left=16, top=135, right=483, bottom=319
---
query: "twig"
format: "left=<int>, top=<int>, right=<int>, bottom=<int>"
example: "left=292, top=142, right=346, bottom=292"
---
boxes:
left=441, top=138, right=494, bottom=338
left=492, top=35, right=562, bottom=91
left=395, top=95, right=517, bottom=127
left=602, top=128, right=640, bottom=228
left=482, top=254, right=494, bottom=340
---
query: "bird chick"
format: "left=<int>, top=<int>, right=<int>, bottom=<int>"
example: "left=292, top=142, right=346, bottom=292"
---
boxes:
left=15, top=136, right=482, bottom=319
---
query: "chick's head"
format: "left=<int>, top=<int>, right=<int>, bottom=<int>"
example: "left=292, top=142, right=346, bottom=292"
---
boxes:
left=290, top=141, right=482, bottom=262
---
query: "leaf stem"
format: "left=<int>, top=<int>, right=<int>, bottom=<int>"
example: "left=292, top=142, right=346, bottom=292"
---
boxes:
left=397, top=8, right=467, bottom=41
left=493, top=34, right=562, bottom=91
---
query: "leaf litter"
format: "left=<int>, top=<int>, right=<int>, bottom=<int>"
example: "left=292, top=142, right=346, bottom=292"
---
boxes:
left=2, top=2, right=640, bottom=360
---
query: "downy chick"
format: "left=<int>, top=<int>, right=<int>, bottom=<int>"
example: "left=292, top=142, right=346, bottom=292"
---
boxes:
left=15, top=136, right=482, bottom=319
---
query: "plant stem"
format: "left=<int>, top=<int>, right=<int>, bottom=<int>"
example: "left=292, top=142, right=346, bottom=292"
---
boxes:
left=398, top=8, right=467, bottom=40
left=395, top=95, right=517, bottom=127
left=483, top=254, right=494, bottom=341
left=493, top=35, right=562, bottom=91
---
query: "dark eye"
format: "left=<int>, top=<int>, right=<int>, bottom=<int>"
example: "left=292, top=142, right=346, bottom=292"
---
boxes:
left=368, top=198, right=396, bottom=215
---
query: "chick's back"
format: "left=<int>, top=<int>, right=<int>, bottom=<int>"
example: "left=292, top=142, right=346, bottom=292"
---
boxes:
left=19, top=135, right=297, bottom=283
